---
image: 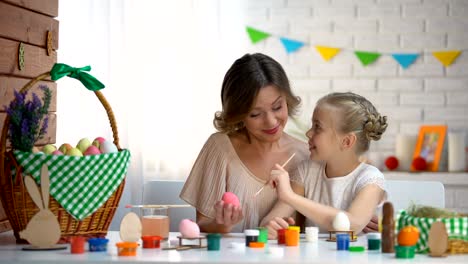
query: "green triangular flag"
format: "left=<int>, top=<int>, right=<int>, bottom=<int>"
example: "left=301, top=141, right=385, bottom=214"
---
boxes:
left=246, top=26, right=270, bottom=44
left=354, top=51, right=381, bottom=66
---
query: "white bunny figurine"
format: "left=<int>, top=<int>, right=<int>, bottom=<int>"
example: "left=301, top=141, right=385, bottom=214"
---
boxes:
left=20, top=165, right=61, bottom=248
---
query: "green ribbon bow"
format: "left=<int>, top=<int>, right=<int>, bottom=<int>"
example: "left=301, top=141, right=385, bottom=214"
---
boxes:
left=50, top=63, right=105, bottom=91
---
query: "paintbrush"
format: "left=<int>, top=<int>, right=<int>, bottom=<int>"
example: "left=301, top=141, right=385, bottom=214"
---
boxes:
left=125, top=204, right=192, bottom=209
left=252, top=152, right=296, bottom=198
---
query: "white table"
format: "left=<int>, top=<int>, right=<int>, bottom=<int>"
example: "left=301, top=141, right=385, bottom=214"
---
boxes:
left=0, top=231, right=467, bottom=263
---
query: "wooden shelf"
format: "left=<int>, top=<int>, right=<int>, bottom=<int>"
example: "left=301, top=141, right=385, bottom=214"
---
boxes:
left=384, top=171, right=468, bottom=186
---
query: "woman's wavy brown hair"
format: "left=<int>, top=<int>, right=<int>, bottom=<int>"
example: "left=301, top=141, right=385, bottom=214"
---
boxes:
left=213, top=53, right=300, bottom=134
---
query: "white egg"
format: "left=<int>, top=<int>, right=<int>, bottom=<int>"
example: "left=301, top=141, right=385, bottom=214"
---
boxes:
left=99, top=141, right=118, bottom=153
left=332, top=211, right=350, bottom=231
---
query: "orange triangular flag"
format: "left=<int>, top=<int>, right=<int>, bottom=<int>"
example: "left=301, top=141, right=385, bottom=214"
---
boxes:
left=432, top=50, right=461, bottom=67
left=315, top=46, right=341, bottom=61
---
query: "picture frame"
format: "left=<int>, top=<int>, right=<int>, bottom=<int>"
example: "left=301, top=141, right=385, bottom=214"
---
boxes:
left=411, top=125, right=447, bottom=172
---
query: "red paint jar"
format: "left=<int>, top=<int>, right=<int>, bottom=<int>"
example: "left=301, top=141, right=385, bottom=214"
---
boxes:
left=70, top=236, right=85, bottom=254
left=277, top=229, right=286, bottom=244
left=141, top=236, right=162, bottom=248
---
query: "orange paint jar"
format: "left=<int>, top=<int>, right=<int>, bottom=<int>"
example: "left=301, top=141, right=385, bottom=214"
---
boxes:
left=285, top=229, right=299, bottom=247
left=116, top=242, right=138, bottom=256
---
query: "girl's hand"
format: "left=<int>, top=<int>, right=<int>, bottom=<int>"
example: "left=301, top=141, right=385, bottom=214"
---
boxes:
left=214, top=200, right=244, bottom=227
left=269, top=164, right=295, bottom=202
left=263, top=216, right=295, bottom=239
left=362, top=215, right=379, bottom=233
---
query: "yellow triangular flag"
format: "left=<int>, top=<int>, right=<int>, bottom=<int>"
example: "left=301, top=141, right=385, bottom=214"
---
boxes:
left=432, top=50, right=461, bottom=67
left=316, top=46, right=341, bottom=61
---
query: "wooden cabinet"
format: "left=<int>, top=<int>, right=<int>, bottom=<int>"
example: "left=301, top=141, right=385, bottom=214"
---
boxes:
left=0, top=0, right=59, bottom=232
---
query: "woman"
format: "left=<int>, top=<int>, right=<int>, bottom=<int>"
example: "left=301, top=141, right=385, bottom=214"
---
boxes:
left=179, top=53, right=309, bottom=233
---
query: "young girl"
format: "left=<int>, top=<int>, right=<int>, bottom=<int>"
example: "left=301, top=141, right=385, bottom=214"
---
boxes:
left=261, top=92, right=388, bottom=238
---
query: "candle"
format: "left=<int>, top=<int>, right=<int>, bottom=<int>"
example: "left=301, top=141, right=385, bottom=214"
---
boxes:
left=448, top=132, right=466, bottom=172
left=395, top=134, right=417, bottom=171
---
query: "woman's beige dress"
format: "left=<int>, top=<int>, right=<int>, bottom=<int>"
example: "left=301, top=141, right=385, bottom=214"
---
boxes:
left=180, top=132, right=309, bottom=232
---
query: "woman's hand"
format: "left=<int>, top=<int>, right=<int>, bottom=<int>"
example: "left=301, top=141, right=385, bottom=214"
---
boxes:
left=263, top=216, right=295, bottom=239
left=269, top=164, right=295, bottom=202
left=362, top=215, right=379, bottom=233
left=213, top=200, right=244, bottom=228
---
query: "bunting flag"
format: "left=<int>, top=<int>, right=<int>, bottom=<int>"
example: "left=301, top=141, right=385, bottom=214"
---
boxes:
left=355, top=51, right=381, bottom=66
left=245, top=26, right=465, bottom=69
left=316, top=46, right=341, bottom=61
left=246, top=27, right=270, bottom=44
left=432, top=50, right=461, bottom=67
left=280, top=37, right=305, bottom=53
left=392, top=53, right=420, bottom=69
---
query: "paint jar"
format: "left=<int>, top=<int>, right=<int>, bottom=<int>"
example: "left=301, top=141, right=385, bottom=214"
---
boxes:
left=257, top=227, right=268, bottom=243
left=288, top=226, right=300, bottom=232
left=141, top=207, right=169, bottom=240
left=367, top=232, right=381, bottom=251
left=285, top=229, right=299, bottom=247
left=277, top=229, right=286, bottom=244
left=305, top=226, right=318, bottom=242
left=116, top=242, right=138, bottom=256
left=206, top=233, right=221, bottom=251
left=336, top=233, right=350, bottom=250
left=141, top=236, right=162, bottom=249
left=70, top=236, right=85, bottom=254
left=245, top=229, right=259, bottom=247
left=249, top=242, right=265, bottom=248
left=88, top=238, right=109, bottom=252
left=395, top=245, right=415, bottom=259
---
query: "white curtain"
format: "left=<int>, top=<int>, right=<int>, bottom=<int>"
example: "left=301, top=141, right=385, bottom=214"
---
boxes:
left=58, top=0, right=248, bottom=228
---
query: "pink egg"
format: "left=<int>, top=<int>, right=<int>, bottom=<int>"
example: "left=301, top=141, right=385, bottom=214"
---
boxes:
left=222, top=192, right=240, bottom=207
left=51, top=150, right=63, bottom=155
left=179, top=219, right=200, bottom=238
left=92, top=137, right=106, bottom=148
left=84, top=145, right=101, bottom=156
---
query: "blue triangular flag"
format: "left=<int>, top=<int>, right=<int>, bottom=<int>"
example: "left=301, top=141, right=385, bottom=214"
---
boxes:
left=280, top=37, right=305, bottom=53
left=392, top=53, right=419, bottom=69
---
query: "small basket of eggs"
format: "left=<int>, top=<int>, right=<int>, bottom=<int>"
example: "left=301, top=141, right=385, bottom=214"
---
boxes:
left=0, top=63, right=130, bottom=243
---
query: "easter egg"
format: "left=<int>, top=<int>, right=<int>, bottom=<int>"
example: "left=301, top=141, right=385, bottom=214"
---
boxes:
left=42, top=144, right=56, bottom=155
left=179, top=219, right=200, bottom=238
left=92, top=137, right=106, bottom=148
left=52, top=150, right=63, bottom=155
left=412, top=156, right=427, bottom=171
left=398, top=225, right=420, bottom=246
left=84, top=145, right=101, bottom=156
left=385, top=156, right=399, bottom=170
left=67, top=147, right=83, bottom=157
left=59, top=143, right=73, bottom=155
left=76, top=138, right=92, bottom=153
left=222, top=192, right=240, bottom=207
left=332, top=211, right=350, bottom=231
left=100, top=141, right=118, bottom=153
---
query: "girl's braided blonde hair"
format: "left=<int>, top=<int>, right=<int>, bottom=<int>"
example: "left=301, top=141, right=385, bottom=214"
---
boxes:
left=318, top=92, right=388, bottom=154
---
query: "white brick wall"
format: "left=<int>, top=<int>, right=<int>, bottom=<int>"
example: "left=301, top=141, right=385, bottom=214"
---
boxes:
left=245, top=0, right=468, bottom=211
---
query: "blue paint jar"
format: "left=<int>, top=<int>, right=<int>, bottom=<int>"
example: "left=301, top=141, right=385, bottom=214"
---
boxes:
left=88, top=238, right=109, bottom=252
left=336, top=233, right=350, bottom=251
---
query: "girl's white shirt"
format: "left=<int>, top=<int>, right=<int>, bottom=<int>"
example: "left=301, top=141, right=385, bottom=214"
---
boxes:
left=290, top=160, right=386, bottom=231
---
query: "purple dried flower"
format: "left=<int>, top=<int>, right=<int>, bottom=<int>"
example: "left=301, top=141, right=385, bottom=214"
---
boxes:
left=3, top=86, right=52, bottom=152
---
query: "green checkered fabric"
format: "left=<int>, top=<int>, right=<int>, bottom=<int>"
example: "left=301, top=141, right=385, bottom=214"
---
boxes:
left=397, top=210, right=468, bottom=253
left=13, top=150, right=130, bottom=220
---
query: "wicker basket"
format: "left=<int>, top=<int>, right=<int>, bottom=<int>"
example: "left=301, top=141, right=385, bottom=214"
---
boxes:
left=0, top=71, right=126, bottom=243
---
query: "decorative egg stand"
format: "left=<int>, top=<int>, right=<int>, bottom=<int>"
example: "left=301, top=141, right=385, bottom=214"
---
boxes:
left=326, top=230, right=357, bottom=242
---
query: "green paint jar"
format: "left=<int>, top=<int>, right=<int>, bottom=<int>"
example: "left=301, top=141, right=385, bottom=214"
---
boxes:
left=206, top=233, right=222, bottom=251
left=257, top=228, right=268, bottom=243
left=395, top=245, right=415, bottom=259
left=367, top=232, right=381, bottom=251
